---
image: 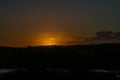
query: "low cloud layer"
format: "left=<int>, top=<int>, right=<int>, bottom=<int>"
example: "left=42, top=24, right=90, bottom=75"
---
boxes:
left=84, top=31, right=120, bottom=44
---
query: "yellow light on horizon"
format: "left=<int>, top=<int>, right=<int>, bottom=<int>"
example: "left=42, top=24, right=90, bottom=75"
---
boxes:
left=35, top=33, right=83, bottom=46
left=42, top=37, right=56, bottom=46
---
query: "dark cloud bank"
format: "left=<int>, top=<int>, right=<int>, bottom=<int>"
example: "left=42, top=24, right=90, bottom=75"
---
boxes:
left=84, top=31, right=120, bottom=44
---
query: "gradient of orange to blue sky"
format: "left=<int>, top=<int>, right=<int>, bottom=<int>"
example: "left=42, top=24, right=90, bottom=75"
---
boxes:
left=0, top=0, right=120, bottom=47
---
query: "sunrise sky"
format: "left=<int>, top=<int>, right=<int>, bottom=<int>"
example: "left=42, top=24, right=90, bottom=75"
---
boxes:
left=0, top=0, right=120, bottom=47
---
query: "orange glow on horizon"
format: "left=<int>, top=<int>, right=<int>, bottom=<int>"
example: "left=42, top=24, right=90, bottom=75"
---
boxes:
left=35, top=33, right=59, bottom=46
left=34, top=33, right=84, bottom=46
left=41, top=37, right=56, bottom=46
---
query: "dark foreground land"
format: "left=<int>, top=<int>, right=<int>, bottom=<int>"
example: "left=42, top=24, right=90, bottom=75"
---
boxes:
left=0, top=43, right=120, bottom=80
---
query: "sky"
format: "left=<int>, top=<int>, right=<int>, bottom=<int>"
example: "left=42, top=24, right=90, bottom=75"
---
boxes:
left=0, top=0, right=120, bottom=47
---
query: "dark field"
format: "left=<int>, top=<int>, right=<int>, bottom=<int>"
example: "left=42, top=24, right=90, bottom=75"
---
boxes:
left=0, top=43, right=120, bottom=80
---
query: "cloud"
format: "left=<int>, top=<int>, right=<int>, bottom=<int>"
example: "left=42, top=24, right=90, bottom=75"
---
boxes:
left=83, top=31, right=120, bottom=44
left=114, top=32, right=120, bottom=39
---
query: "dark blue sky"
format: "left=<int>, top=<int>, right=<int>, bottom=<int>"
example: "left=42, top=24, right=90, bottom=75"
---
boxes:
left=0, top=0, right=120, bottom=46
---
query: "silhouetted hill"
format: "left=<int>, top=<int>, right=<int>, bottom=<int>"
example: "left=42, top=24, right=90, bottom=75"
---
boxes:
left=0, top=43, right=120, bottom=80
left=0, top=43, right=120, bottom=69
